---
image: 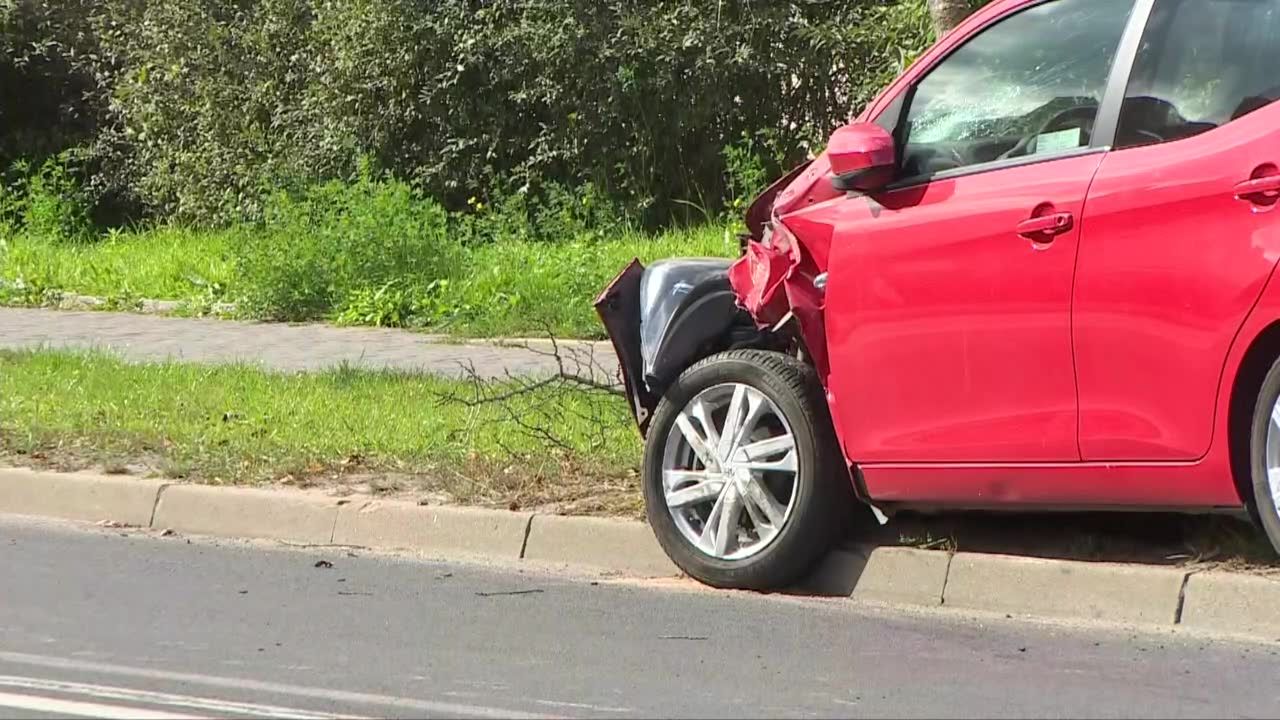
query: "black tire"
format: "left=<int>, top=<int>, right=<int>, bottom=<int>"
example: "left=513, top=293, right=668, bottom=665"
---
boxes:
left=642, top=349, right=855, bottom=590
left=1248, top=357, right=1280, bottom=555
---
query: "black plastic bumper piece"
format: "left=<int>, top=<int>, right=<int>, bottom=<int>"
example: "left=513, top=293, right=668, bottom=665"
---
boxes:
left=595, top=260, right=656, bottom=433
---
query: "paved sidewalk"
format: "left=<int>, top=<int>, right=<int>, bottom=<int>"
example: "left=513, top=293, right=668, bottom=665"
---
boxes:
left=0, top=308, right=618, bottom=379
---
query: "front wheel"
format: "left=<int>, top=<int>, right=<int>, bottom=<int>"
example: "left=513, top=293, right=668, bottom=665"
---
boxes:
left=1248, top=358, right=1280, bottom=555
left=642, top=350, right=853, bottom=590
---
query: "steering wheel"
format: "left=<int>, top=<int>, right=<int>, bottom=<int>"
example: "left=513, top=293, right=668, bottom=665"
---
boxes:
left=1115, top=96, right=1178, bottom=147
left=1123, top=128, right=1166, bottom=147
left=1000, top=105, right=1097, bottom=160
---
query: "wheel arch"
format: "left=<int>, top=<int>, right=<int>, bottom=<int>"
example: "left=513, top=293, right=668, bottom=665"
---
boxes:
left=1228, top=319, right=1280, bottom=509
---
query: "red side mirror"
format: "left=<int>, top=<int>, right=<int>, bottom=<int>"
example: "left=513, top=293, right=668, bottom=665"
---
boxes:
left=828, top=122, right=896, bottom=192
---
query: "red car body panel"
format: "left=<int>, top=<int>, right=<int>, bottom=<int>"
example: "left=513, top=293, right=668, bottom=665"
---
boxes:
left=727, top=0, right=1280, bottom=510
left=1074, top=108, right=1280, bottom=462
left=819, top=153, right=1102, bottom=464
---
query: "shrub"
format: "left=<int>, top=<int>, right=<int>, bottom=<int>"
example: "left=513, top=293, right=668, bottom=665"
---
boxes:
left=1, top=0, right=936, bottom=226
left=451, top=181, right=635, bottom=247
left=1, top=156, right=95, bottom=243
left=233, top=175, right=460, bottom=322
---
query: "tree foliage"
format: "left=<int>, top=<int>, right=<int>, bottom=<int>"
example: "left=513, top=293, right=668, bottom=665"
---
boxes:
left=2, top=0, right=935, bottom=226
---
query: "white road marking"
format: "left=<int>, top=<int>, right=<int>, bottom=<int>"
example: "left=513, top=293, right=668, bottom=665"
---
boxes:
left=0, top=689, right=205, bottom=719
left=0, top=651, right=554, bottom=719
left=534, top=698, right=634, bottom=713
left=0, top=676, right=349, bottom=719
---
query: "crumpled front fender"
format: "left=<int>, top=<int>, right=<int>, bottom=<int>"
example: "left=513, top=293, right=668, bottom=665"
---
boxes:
left=727, top=239, right=792, bottom=329
left=728, top=220, right=832, bottom=381
left=730, top=150, right=843, bottom=383
left=595, top=260, right=654, bottom=430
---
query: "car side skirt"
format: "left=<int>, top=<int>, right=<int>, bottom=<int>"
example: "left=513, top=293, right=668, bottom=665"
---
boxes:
left=859, top=460, right=1244, bottom=509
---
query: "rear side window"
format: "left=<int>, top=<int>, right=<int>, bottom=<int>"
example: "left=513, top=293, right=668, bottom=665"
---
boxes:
left=1117, top=0, right=1280, bottom=149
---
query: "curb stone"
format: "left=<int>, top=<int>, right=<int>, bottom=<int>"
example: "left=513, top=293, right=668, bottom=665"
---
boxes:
left=152, top=484, right=341, bottom=544
left=333, top=500, right=532, bottom=559
left=2, top=467, right=1279, bottom=640
left=944, top=552, right=1186, bottom=624
left=141, top=299, right=182, bottom=314
left=57, top=294, right=105, bottom=310
left=0, top=468, right=165, bottom=527
left=523, top=514, right=678, bottom=577
left=43, top=292, right=236, bottom=316
left=854, top=546, right=951, bottom=606
left=799, top=546, right=951, bottom=604
left=1180, top=571, right=1280, bottom=637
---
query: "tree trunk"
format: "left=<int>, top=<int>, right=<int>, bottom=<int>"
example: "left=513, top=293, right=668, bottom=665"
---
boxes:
left=928, top=0, right=973, bottom=36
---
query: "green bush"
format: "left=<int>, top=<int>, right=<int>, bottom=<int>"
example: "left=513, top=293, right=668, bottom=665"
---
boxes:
left=1, top=156, right=95, bottom=243
left=0, top=193, right=737, bottom=337
left=1, top=0, right=935, bottom=227
left=233, top=175, right=460, bottom=322
left=451, top=181, right=635, bottom=247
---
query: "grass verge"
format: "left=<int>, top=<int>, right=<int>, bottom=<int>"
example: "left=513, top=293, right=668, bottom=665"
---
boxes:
left=0, top=349, right=643, bottom=517
left=8, top=350, right=1264, bottom=569
left=442, top=226, right=736, bottom=338
left=0, top=223, right=738, bottom=338
left=0, top=227, right=238, bottom=310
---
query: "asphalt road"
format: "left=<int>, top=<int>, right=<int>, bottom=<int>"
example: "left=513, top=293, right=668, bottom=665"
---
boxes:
left=1, top=516, right=1278, bottom=719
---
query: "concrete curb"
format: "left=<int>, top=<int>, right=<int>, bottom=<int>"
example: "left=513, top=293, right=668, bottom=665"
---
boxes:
left=0, top=468, right=167, bottom=527
left=1181, top=571, right=1280, bottom=638
left=853, top=546, right=952, bottom=606
left=944, top=552, right=1185, bottom=625
left=333, top=500, right=532, bottom=560
left=49, top=292, right=237, bottom=316
left=153, top=485, right=341, bottom=544
left=3, top=467, right=1279, bottom=640
left=523, top=514, right=678, bottom=577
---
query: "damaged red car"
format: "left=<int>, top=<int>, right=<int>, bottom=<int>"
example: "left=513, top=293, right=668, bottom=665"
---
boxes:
left=597, top=0, right=1280, bottom=590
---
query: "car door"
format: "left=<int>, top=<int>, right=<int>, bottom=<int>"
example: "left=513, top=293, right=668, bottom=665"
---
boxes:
left=1074, top=0, right=1280, bottom=461
left=818, top=0, right=1138, bottom=465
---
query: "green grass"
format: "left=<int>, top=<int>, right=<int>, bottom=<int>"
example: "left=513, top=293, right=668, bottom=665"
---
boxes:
left=4, top=349, right=1274, bottom=567
left=0, top=223, right=737, bottom=338
left=0, top=226, right=238, bottom=308
left=442, top=226, right=738, bottom=338
left=0, top=349, right=643, bottom=516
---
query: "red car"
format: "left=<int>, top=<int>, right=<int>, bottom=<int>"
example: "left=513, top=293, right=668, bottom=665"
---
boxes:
left=598, top=0, right=1280, bottom=590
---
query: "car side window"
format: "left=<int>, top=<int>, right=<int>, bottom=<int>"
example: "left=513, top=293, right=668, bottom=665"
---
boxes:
left=1116, top=0, right=1280, bottom=150
left=895, top=0, right=1135, bottom=181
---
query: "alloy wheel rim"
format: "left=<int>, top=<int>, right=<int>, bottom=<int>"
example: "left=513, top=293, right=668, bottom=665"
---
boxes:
left=660, top=383, right=800, bottom=561
left=1267, top=395, right=1280, bottom=514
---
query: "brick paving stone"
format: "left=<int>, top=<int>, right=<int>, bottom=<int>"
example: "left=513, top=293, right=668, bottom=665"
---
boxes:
left=0, top=308, right=619, bottom=381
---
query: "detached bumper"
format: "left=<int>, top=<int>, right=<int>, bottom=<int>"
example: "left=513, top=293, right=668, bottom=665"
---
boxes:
left=595, top=258, right=741, bottom=435
left=594, top=260, right=655, bottom=432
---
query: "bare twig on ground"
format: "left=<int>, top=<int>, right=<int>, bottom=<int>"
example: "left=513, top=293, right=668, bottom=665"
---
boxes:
left=431, top=322, right=628, bottom=454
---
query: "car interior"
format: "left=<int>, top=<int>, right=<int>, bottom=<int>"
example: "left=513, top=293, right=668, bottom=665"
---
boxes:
left=898, top=97, right=1102, bottom=178
left=1116, top=0, right=1280, bottom=149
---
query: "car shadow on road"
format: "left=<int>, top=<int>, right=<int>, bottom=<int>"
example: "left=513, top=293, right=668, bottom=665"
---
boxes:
left=792, top=509, right=1278, bottom=597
